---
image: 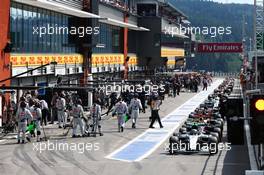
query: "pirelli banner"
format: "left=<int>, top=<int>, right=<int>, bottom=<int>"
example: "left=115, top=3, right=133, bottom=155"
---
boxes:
left=92, top=54, right=138, bottom=67
left=10, top=54, right=83, bottom=67
left=161, top=47, right=185, bottom=57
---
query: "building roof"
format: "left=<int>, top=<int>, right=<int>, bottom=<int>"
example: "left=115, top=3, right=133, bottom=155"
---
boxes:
left=158, top=1, right=188, bottom=19
left=13, top=0, right=101, bottom=18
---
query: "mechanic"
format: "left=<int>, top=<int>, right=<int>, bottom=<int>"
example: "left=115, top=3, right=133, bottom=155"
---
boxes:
left=30, top=101, right=42, bottom=142
left=112, top=97, right=128, bottom=132
left=90, top=101, right=103, bottom=136
left=129, top=93, right=142, bottom=129
left=139, top=89, right=146, bottom=113
left=71, top=99, right=85, bottom=137
left=56, top=93, right=66, bottom=128
left=16, top=101, right=33, bottom=144
left=149, top=96, right=163, bottom=129
left=106, top=92, right=117, bottom=115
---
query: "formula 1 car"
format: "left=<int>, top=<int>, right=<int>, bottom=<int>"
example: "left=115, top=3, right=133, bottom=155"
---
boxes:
left=181, top=121, right=222, bottom=142
left=169, top=128, right=218, bottom=155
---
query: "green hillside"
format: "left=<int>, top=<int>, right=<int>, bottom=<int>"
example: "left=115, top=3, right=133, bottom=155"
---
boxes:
left=170, top=0, right=254, bottom=72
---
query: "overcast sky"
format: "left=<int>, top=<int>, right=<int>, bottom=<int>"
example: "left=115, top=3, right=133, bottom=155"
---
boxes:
left=213, top=0, right=253, bottom=4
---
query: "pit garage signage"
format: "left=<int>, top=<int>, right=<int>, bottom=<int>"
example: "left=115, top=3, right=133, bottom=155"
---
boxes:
left=91, top=54, right=138, bottom=67
left=161, top=47, right=185, bottom=57
left=197, top=43, right=243, bottom=53
left=10, top=54, right=83, bottom=67
left=91, top=54, right=124, bottom=67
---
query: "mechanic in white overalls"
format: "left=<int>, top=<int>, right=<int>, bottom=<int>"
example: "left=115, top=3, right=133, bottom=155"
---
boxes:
left=71, top=99, right=84, bottom=137
left=16, top=101, right=33, bottom=144
left=112, top=98, right=128, bottom=132
left=90, top=101, right=103, bottom=136
left=56, top=94, right=66, bottom=128
left=30, top=101, right=42, bottom=142
left=129, top=93, right=142, bottom=128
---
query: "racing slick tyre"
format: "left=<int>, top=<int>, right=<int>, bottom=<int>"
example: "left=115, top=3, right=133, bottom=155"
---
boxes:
left=208, top=136, right=218, bottom=155
left=210, top=132, right=220, bottom=142
left=169, top=136, right=179, bottom=154
left=213, top=127, right=222, bottom=141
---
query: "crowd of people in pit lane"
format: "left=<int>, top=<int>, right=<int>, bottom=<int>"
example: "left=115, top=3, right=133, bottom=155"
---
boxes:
left=3, top=73, right=213, bottom=144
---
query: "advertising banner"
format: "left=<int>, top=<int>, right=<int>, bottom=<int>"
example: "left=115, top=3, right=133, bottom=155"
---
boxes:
left=197, top=43, right=243, bottom=53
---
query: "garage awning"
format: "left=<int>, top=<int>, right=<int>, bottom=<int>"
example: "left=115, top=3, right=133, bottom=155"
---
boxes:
left=13, top=0, right=101, bottom=18
left=99, top=18, right=150, bottom=31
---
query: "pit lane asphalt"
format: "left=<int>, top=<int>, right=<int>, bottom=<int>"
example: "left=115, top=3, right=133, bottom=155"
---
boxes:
left=0, top=86, right=250, bottom=175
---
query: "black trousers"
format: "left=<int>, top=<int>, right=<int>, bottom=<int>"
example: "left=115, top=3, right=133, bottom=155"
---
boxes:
left=51, top=107, right=57, bottom=123
left=41, top=108, right=50, bottom=125
left=140, top=99, right=146, bottom=112
left=203, top=84, right=208, bottom=91
left=173, top=89, right=177, bottom=97
left=149, top=110, right=163, bottom=128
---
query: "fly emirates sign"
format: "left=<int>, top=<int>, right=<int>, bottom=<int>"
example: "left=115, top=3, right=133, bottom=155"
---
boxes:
left=197, top=43, right=243, bottom=53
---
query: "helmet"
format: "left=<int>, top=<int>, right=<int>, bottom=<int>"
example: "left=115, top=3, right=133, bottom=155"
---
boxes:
left=190, top=129, right=198, bottom=135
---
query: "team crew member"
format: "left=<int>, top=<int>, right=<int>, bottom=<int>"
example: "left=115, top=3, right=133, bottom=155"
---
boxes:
left=16, top=101, right=33, bottom=144
left=106, top=92, right=117, bottom=115
left=56, top=93, right=66, bottom=128
left=149, top=96, right=163, bottom=129
left=39, top=99, right=49, bottom=126
left=30, top=102, right=42, bottom=142
left=50, top=92, right=58, bottom=124
left=71, top=99, right=84, bottom=137
left=139, top=90, right=146, bottom=113
left=129, top=94, right=142, bottom=128
left=90, top=101, right=103, bottom=136
left=202, top=77, right=208, bottom=91
left=112, top=98, right=128, bottom=132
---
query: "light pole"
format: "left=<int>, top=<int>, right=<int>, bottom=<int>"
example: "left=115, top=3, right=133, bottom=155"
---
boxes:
left=242, top=15, right=248, bottom=74
left=250, top=37, right=252, bottom=51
